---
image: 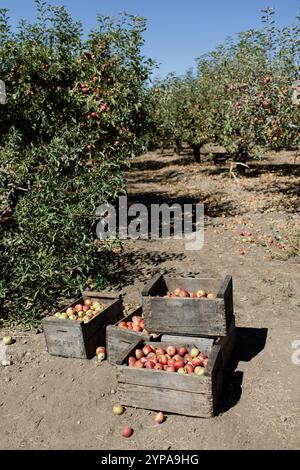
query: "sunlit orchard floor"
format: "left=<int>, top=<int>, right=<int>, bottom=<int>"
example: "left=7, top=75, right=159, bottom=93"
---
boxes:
left=1, top=150, right=299, bottom=450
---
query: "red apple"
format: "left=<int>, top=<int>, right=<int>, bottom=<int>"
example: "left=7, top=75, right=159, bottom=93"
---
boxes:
left=82, top=305, right=90, bottom=313
left=128, top=356, right=136, bottom=367
left=191, top=357, right=202, bottom=368
left=168, top=358, right=176, bottom=367
left=166, top=346, right=177, bottom=357
left=122, top=426, right=133, bottom=438
left=155, top=412, right=165, bottom=424
left=199, top=352, right=207, bottom=361
left=203, top=358, right=209, bottom=367
left=178, top=346, right=187, bottom=357
left=173, top=354, right=182, bottom=362
left=174, top=360, right=185, bottom=370
left=119, top=321, right=127, bottom=329
left=155, top=363, right=163, bottom=370
left=185, top=363, right=194, bottom=374
left=145, top=361, right=155, bottom=369
left=158, top=355, right=168, bottom=366
left=134, top=360, right=144, bottom=368
left=140, top=357, right=148, bottom=364
left=184, top=354, right=193, bottom=363
left=133, top=325, right=142, bottom=333
left=74, top=304, right=83, bottom=312
left=166, top=366, right=176, bottom=372
left=174, top=288, right=190, bottom=297
left=139, top=319, right=145, bottom=330
left=96, top=346, right=106, bottom=356
left=189, top=292, right=197, bottom=298
left=135, top=349, right=144, bottom=360
left=156, top=348, right=166, bottom=356
left=163, top=365, right=169, bottom=371
left=143, top=345, right=153, bottom=356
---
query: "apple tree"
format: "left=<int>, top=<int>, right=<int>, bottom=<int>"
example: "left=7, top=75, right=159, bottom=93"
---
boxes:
left=0, top=1, right=153, bottom=325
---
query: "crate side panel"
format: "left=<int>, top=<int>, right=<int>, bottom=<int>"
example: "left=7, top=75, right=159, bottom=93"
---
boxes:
left=118, top=383, right=213, bottom=418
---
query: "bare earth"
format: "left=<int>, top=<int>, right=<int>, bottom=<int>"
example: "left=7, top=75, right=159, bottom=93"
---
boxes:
left=1, top=150, right=299, bottom=450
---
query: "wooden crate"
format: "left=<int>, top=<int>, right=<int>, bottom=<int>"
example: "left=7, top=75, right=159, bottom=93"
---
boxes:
left=107, top=306, right=163, bottom=365
left=116, top=317, right=236, bottom=418
left=116, top=338, right=223, bottom=418
left=42, top=291, right=123, bottom=359
left=142, top=274, right=233, bottom=336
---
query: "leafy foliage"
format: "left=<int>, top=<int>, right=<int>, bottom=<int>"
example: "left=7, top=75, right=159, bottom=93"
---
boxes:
left=0, top=1, right=153, bottom=325
left=147, top=9, right=300, bottom=161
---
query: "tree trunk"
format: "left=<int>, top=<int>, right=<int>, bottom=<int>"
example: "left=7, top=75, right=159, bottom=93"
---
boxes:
left=192, top=144, right=201, bottom=163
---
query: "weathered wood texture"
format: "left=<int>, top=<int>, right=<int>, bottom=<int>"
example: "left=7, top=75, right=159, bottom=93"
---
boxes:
left=42, top=292, right=123, bottom=359
left=116, top=339, right=225, bottom=418
left=106, top=306, right=158, bottom=365
left=142, top=275, right=233, bottom=336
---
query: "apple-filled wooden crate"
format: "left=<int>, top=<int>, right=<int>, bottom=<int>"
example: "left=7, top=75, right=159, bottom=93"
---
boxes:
left=106, top=306, right=161, bottom=365
left=42, top=291, right=123, bottom=359
left=115, top=275, right=236, bottom=418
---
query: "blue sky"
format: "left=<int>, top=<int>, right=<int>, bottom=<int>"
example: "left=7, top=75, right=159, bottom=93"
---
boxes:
left=2, top=0, right=299, bottom=78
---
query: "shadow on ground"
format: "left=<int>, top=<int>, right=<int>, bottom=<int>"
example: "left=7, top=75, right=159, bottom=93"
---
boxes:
left=217, top=327, right=268, bottom=414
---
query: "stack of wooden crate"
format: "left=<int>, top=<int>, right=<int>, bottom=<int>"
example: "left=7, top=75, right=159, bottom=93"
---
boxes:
left=114, top=274, right=236, bottom=418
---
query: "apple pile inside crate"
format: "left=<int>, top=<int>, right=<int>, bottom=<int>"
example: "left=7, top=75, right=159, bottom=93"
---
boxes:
left=106, top=305, right=160, bottom=365
left=53, top=298, right=106, bottom=323
left=164, top=287, right=216, bottom=299
left=127, top=343, right=208, bottom=375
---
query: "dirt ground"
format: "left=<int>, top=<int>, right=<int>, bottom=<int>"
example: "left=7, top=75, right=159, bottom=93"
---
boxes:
left=1, top=150, right=299, bottom=450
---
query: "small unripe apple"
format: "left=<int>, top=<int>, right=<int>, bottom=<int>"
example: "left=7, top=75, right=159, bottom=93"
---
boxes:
left=69, top=315, right=77, bottom=321
left=190, top=347, right=200, bottom=358
left=196, top=289, right=207, bottom=298
left=113, top=404, right=125, bottom=416
left=97, top=352, right=106, bottom=362
left=194, top=366, right=205, bottom=376
left=60, top=313, right=68, bottom=320
left=3, top=336, right=14, bottom=346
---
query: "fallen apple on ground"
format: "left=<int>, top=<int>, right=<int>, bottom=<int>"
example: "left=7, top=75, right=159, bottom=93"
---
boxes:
left=2, top=336, right=14, bottom=346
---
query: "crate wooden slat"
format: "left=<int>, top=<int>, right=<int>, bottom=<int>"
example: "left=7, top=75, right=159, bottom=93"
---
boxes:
left=142, top=275, right=233, bottom=336
left=42, top=291, right=123, bottom=359
left=106, top=306, right=157, bottom=365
